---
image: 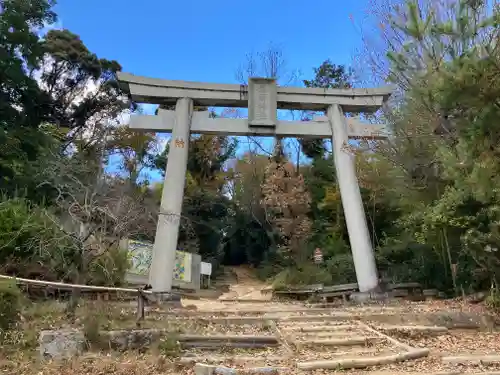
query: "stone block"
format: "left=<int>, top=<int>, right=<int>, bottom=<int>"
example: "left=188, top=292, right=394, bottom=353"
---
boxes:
left=104, top=328, right=166, bottom=350
left=243, top=367, right=289, bottom=374
left=195, top=364, right=288, bottom=375
left=38, top=329, right=85, bottom=360
left=350, top=291, right=389, bottom=303
left=423, top=289, right=437, bottom=296
left=146, top=292, right=182, bottom=308
left=215, top=367, right=237, bottom=375
left=195, top=363, right=216, bottom=375
left=391, top=289, right=409, bottom=298
left=426, top=311, right=497, bottom=329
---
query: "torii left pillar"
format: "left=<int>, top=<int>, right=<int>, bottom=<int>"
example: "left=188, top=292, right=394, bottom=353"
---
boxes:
left=149, top=98, right=193, bottom=293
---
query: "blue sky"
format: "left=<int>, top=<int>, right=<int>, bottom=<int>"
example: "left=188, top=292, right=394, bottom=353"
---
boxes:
left=53, top=0, right=374, bottom=181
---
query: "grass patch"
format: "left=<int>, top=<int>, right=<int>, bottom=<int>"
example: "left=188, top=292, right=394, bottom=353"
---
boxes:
left=0, top=279, right=22, bottom=331
left=262, top=319, right=274, bottom=332
left=156, top=333, right=181, bottom=357
left=485, top=288, right=500, bottom=313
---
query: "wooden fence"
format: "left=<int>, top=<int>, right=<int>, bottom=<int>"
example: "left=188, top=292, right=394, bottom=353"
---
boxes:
left=0, top=274, right=162, bottom=323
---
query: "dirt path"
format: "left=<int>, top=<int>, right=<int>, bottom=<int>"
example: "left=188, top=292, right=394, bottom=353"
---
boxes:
left=217, top=266, right=272, bottom=301
left=182, top=266, right=283, bottom=311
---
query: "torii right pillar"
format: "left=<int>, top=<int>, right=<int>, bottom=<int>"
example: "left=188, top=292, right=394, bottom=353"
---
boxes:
left=328, top=104, right=379, bottom=292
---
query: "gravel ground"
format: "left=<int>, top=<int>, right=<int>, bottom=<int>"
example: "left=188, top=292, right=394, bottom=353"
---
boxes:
left=6, top=353, right=500, bottom=375
left=403, top=329, right=500, bottom=355
left=7, top=296, right=500, bottom=375
left=6, top=329, right=500, bottom=375
left=1, top=354, right=196, bottom=375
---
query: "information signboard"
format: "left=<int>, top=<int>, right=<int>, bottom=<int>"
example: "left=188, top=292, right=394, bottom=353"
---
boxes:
left=314, top=248, right=323, bottom=264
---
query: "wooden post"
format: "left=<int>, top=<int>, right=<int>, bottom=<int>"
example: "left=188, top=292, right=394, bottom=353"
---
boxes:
left=136, top=291, right=145, bottom=326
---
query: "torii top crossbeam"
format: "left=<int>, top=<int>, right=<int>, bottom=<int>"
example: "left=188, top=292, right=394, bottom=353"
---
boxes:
left=117, top=72, right=392, bottom=113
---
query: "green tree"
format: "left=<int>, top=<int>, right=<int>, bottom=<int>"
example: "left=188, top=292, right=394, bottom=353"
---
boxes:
left=152, top=134, right=238, bottom=266
left=0, top=0, right=56, bottom=129
left=261, top=146, right=312, bottom=266
left=0, top=0, right=58, bottom=198
left=40, top=29, right=134, bottom=148
left=301, top=60, right=353, bottom=158
left=0, top=1, right=158, bottom=296
left=107, top=126, right=157, bottom=185
left=300, top=61, right=353, bottom=259
left=365, top=0, right=500, bottom=292
left=222, top=152, right=270, bottom=266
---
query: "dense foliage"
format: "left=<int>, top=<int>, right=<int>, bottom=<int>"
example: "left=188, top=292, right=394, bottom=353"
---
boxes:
left=1, top=0, right=499, bottom=298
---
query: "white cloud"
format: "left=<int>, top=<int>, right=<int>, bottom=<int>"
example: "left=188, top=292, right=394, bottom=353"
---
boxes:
left=34, top=54, right=132, bottom=147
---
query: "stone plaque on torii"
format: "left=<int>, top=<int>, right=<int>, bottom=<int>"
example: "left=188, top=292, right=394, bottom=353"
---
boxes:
left=117, top=72, right=392, bottom=294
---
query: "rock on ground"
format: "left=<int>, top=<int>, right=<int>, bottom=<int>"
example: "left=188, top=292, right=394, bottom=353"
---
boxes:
left=39, top=329, right=86, bottom=360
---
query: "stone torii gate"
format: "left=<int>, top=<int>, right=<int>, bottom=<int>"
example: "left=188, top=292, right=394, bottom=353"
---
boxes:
left=117, top=73, right=392, bottom=294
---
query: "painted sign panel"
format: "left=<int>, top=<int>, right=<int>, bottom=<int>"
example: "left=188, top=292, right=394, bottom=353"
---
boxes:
left=127, top=240, right=192, bottom=282
left=173, top=250, right=192, bottom=282
left=127, top=240, right=152, bottom=276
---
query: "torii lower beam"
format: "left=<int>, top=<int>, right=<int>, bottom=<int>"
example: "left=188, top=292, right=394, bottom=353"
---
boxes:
left=130, top=109, right=387, bottom=139
left=118, top=72, right=392, bottom=295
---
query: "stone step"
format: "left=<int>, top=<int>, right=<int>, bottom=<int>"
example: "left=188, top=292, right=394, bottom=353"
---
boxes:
left=296, top=336, right=382, bottom=348
left=179, top=334, right=278, bottom=343
left=377, top=324, right=448, bottom=336
left=281, top=324, right=357, bottom=333
left=289, top=330, right=367, bottom=339
left=281, top=320, right=354, bottom=327
left=297, top=348, right=430, bottom=370
left=194, top=363, right=289, bottom=375
left=442, top=355, right=500, bottom=365
left=179, top=355, right=288, bottom=366
left=296, top=346, right=388, bottom=357
left=182, top=342, right=278, bottom=350
left=323, top=347, right=396, bottom=357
